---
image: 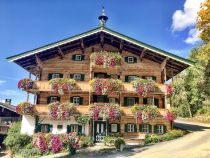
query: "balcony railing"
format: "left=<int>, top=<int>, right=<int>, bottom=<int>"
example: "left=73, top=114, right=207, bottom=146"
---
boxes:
left=0, top=117, right=20, bottom=124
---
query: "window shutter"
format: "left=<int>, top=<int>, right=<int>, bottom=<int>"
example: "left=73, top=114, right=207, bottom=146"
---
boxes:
left=125, top=76, right=129, bottom=82
left=48, top=124, right=53, bottom=133
left=81, top=74, right=85, bottom=81
left=57, top=97, right=60, bottom=102
left=67, top=125, right=71, bottom=133
left=135, top=97, right=139, bottom=104
left=152, top=76, right=156, bottom=81
left=149, top=124, right=152, bottom=133
left=134, top=124, right=137, bottom=132
left=104, top=96, right=109, bottom=103
left=143, top=98, right=147, bottom=104
left=48, top=74, right=52, bottom=80
left=134, top=57, right=137, bottom=63
left=154, top=98, right=159, bottom=107
left=81, top=55, right=85, bottom=60
left=70, top=97, right=73, bottom=103
left=70, top=74, right=74, bottom=79
left=125, top=57, right=128, bottom=62
left=59, top=74, right=63, bottom=78
left=72, top=55, right=76, bottom=60
left=78, top=125, right=82, bottom=135
left=79, top=97, right=83, bottom=105
left=154, top=125, right=157, bottom=134
left=93, top=95, right=97, bottom=102
left=124, top=97, right=128, bottom=106
left=118, top=75, right=120, bottom=79
left=139, top=124, right=143, bottom=132
left=142, top=76, right=146, bottom=79
left=115, top=98, right=119, bottom=104
left=163, top=125, right=166, bottom=134
left=47, top=97, right=51, bottom=104
left=109, top=124, right=112, bottom=133
left=35, top=124, right=41, bottom=133
left=125, top=124, right=128, bottom=132
left=117, top=124, right=120, bottom=132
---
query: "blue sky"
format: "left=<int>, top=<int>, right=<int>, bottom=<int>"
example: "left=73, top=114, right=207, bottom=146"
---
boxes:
left=0, top=0, right=203, bottom=105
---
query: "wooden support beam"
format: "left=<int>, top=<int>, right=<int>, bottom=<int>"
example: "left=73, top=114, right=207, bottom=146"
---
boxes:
left=80, top=39, right=85, bottom=53
left=58, top=47, right=65, bottom=59
left=119, top=40, right=124, bottom=53
left=160, top=57, right=169, bottom=71
left=100, top=32, right=104, bottom=49
left=35, top=54, right=43, bottom=67
left=139, top=48, right=146, bottom=61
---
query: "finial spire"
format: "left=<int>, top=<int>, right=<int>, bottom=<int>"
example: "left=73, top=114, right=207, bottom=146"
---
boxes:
left=98, top=6, right=108, bottom=27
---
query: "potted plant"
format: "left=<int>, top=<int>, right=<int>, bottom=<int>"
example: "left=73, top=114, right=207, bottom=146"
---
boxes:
left=16, top=102, right=34, bottom=115
left=18, top=78, right=33, bottom=90
left=68, top=132, right=80, bottom=156
left=114, top=138, right=125, bottom=152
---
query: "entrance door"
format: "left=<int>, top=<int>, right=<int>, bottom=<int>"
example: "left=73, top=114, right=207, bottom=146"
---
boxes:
left=94, top=121, right=107, bottom=142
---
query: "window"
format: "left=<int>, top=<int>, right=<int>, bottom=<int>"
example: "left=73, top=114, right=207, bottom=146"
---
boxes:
left=109, top=98, right=116, bottom=104
left=73, top=74, right=81, bottom=80
left=128, top=75, right=137, bottom=82
left=50, top=97, right=58, bottom=103
left=111, top=124, right=118, bottom=133
left=145, top=76, right=153, bottom=81
left=70, top=125, right=78, bottom=132
left=57, top=125, right=63, bottom=130
left=75, top=55, right=82, bottom=61
left=52, top=73, right=60, bottom=79
left=41, top=124, right=49, bottom=133
left=128, top=57, right=134, bottom=63
left=97, top=96, right=105, bottom=102
left=142, top=124, right=149, bottom=133
left=156, top=125, right=164, bottom=134
left=127, top=97, right=135, bottom=106
left=73, top=97, right=80, bottom=105
left=147, top=98, right=153, bottom=105
left=127, top=124, right=135, bottom=132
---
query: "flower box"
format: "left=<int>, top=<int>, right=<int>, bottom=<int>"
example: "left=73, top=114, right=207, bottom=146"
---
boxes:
left=16, top=102, right=34, bottom=115
left=18, top=78, right=33, bottom=90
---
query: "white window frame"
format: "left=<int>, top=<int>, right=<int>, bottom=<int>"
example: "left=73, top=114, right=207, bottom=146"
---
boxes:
left=147, top=98, right=154, bottom=105
left=128, top=75, right=137, bottom=82
left=73, top=97, right=80, bottom=105
left=52, top=73, right=60, bottom=79
left=50, top=97, right=58, bottom=103
left=128, top=57, right=134, bottom=63
left=127, top=124, right=135, bottom=132
left=75, top=55, right=82, bottom=61
left=109, top=98, right=116, bottom=104
left=71, top=124, right=78, bottom=132
left=111, top=124, right=118, bottom=133
left=127, top=97, right=135, bottom=106
left=142, top=124, right=149, bottom=133
left=73, top=74, right=81, bottom=80
left=157, top=125, right=164, bottom=134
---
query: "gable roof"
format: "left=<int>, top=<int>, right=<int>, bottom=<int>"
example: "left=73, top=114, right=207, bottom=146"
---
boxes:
left=0, top=102, right=16, bottom=113
left=7, top=26, right=194, bottom=80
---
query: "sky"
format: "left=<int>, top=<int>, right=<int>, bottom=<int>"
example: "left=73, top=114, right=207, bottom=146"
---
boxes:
left=0, top=0, right=204, bottom=105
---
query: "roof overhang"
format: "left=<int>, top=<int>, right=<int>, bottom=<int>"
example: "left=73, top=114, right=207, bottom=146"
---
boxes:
left=7, top=26, right=194, bottom=80
left=0, top=102, right=16, bottom=113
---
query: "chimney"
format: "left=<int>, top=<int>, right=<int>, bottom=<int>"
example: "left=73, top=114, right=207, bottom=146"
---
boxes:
left=5, top=99, right=11, bottom=105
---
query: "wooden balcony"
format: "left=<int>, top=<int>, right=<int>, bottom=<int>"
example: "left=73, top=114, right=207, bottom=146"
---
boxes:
left=27, top=81, right=167, bottom=95
left=33, top=104, right=89, bottom=115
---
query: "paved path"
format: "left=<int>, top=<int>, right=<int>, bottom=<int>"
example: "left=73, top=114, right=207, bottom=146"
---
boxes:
left=74, top=120, right=210, bottom=158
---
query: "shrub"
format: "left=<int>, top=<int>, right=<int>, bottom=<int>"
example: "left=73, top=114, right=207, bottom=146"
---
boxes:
left=79, top=136, right=94, bottom=147
left=3, top=122, right=32, bottom=155
left=104, top=136, right=117, bottom=146
left=19, top=148, right=41, bottom=158
left=114, top=138, right=125, bottom=150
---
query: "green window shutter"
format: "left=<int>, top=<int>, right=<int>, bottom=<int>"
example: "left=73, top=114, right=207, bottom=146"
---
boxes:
left=57, top=97, right=60, bottom=102
left=79, top=97, right=83, bottom=105
left=134, top=57, right=137, bottom=63
left=48, top=73, right=52, bottom=80
left=81, top=55, right=85, bottom=60
left=125, top=124, right=128, bottom=132
left=154, top=125, right=157, bottom=134
left=109, top=124, right=112, bottom=133
left=125, top=76, right=129, bottom=82
left=152, top=76, right=156, bottom=81
left=117, top=124, right=120, bottom=132
left=134, top=124, right=137, bottom=132
left=70, top=74, right=74, bottom=79
left=143, top=98, right=147, bottom=104
left=104, top=96, right=109, bottom=103
left=135, top=97, right=139, bottom=104
left=47, top=97, right=51, bottom=104
left=48, top=124, right=53, bottom=133
left=78, top=125, right=82, bottom=135
left=125, top=57, right=128, bottom=62
left=70, top=97, right=73, bottom=103
left=93, top=95, right=97, bottom=102
left=81, top=74, right=85, bottom=81
left=163, top=125, right=166, bottom=134
left=154, top=98, right=159, bottom=107
left=59, top=74, right=63, bottom=78
left=72, top=55, right=76, bottom=60
left=139, top=124, right=143, bottom=132
left=115, top=98, right=119, bottom=104
left=149, top=124, right=152, bottom=133
left=142, top=76, right=146, bottom=79
left=124, top=97, right=128, bottom=106
left=35, top=124, right=41, bottom=133
left=67, top=125, right=71, bottom=133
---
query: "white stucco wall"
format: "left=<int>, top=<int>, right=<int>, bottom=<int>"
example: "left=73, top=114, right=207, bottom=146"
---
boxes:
left=21, top=115, right=35, bottom=136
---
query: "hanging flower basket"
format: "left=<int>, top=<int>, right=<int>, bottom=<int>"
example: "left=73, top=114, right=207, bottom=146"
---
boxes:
left=16, top=102, right=34, bottom=115
left=131, top=104, right=160, bottom=122
left=48, top=102, right=76, bottom=120
left=49, top=78, right=76, bottom=95
left=90, top=51, right=122, bottom=67
left=132, top=78, right=156, bottom=97
left=89, top=78, right=122, bottom=95
left=89, top=103, right=121, bottom=121
left=18, top=78, right=33, bottom=90
left=164, top=109, right=177, bottom=121
left=165, top=84, right=173, bottom=95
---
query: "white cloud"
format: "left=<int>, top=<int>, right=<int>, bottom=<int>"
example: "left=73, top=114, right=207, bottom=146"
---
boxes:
left=184, top=28, right=201, bottom=44
left=0, top=90, right=23, bottom=97
left=0, top=80, right=6, bottom=86
left=172, top=0, right=204, bottom=32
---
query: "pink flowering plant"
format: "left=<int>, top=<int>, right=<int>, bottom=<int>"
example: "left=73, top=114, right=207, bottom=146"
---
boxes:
left=50, top=135, right=63, bottom=153
left=165, top=84, right=173, bottom=95
left=164, top=109, right=177, bottom=121
left=49, top=78, right=76, bottom=95
left=90, top=51, right=122, bottom=67
left=132, top=78, right=156, bottom=97
left=89, top=103, right=121, bottom=121
left=48, top=102, right=76, bottom=120
left=131, top=104, right=160, bottom=122
left=17, top=78, right=33, bottom=90
left=16, top=102, right=34, bottom=115
left=33, top=133, right=48, bottom=153
left=89, top=78, right=122, bottom=95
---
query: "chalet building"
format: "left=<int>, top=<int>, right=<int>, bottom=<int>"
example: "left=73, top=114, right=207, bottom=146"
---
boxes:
left=7, top=10, right=193, bottom=143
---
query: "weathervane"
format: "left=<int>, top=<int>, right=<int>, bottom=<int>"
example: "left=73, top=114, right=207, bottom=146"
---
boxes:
left=98, top=6, right=108, bottom=26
